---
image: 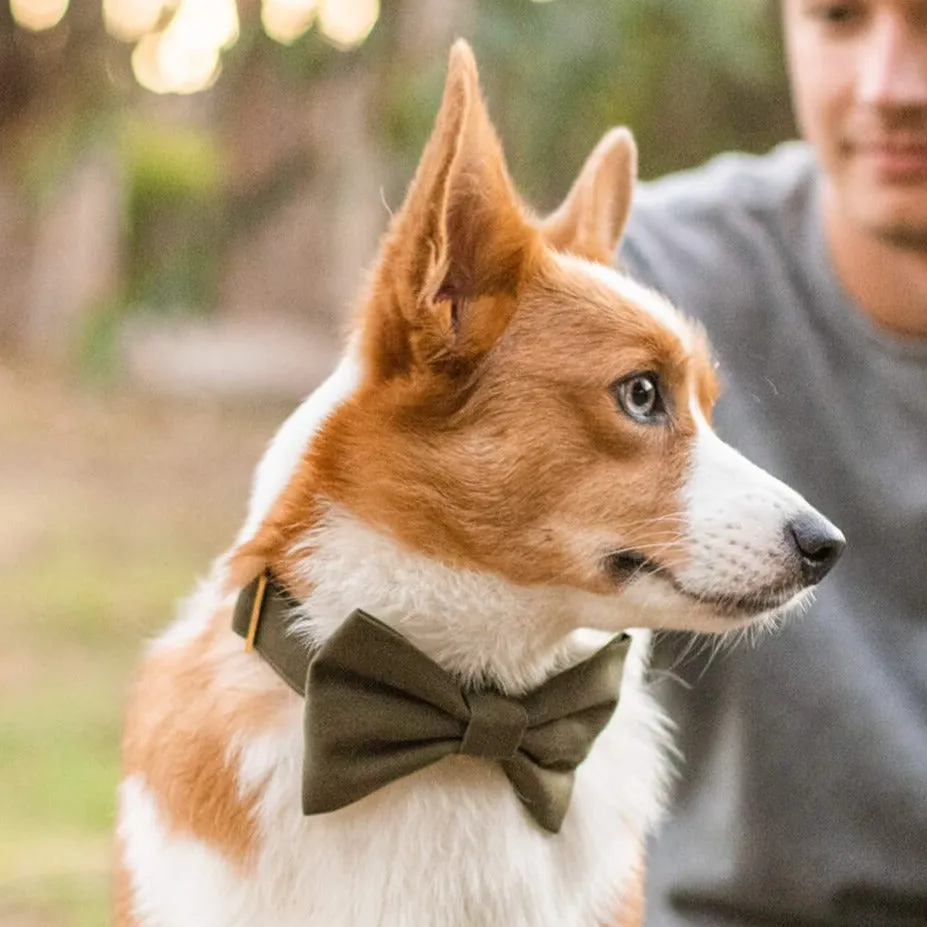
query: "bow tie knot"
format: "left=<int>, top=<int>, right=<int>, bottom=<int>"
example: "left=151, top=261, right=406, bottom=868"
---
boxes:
left=460, top=691, right=527, bottom=760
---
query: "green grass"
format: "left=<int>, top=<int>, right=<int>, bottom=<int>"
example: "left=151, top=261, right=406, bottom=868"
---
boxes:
left=0, top=367, right=283, bottom=926
left=2, top=869, right=112, bottom=927
left=0, top=517, right=198, bottom=926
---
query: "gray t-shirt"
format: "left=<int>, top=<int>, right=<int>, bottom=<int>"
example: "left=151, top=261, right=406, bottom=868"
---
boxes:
left=621, top=142, right=927, bottom=927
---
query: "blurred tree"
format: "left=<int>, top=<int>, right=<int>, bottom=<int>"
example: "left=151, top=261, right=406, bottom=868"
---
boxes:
left=0, top=0, right=793, bottom=372
left=417, top=0, right=790, bottom=206
left=0, top=0, right=124, bottom=356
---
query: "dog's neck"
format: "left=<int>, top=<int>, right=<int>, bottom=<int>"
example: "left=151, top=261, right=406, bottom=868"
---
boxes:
left=284, top=504, right=625, bottom=694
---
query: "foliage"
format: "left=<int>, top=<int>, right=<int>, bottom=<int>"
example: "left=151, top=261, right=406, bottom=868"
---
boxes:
left=2, top=0, right=793, bottom=327
left=120, top=118, right=225, bottom=310
left=383, top=0, right=791, bottom=207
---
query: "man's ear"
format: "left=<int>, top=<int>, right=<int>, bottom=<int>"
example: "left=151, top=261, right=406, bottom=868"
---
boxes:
left=363, top=40, right=539, bottom=381
left=539, top=127, right=637, bottom=265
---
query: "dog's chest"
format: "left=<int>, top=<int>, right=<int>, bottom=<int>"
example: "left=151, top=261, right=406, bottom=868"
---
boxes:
left=122, top=646, right=667, bottom=927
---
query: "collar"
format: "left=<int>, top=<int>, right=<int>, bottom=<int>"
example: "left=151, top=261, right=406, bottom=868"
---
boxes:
left=231, top=571, right=309, bottom=695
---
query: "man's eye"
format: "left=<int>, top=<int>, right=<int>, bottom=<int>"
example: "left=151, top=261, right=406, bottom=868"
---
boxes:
left=807, top=2, right=860, bottom=26
left=613, top=373, right=667, bottom=424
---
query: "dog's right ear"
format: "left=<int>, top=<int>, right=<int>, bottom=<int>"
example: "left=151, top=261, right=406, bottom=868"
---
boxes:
left=539, top=127, right=638, bottom=265
left=362, top=40, right=539, bottom=382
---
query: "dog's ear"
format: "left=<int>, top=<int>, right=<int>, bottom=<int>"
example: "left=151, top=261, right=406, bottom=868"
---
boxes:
left=363, top=40, right=539, bottom=381
left=539, top=127, right=637, bottom=265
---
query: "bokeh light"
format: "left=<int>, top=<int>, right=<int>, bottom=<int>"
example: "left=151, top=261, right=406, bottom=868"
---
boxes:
left=260, top=0, right=317, bottom=45
left=168, top=0, right=238, bottom=53
left=101, top=0, right=380, bottom=93
left=126, top=0, right=236, bottom=94
left=131, top=29, right=217, bottom=93
left=10, top=0, right=69, bottom=30
left=317, top=0, right=378, bottom=50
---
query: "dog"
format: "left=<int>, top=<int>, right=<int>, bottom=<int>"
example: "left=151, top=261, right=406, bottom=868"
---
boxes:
left=114, top=41, right=845, bottom=927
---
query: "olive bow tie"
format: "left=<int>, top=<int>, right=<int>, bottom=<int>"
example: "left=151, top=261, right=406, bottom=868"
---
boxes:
left=232, top=573, right=630, bottom=833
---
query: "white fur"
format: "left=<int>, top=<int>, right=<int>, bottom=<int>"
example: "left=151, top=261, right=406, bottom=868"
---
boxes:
left=236, top=341, right=363, bottom=546
left=119, top=775, right=255, bottom=926
left=556, top=253, right=695, bottom=350
left=675, top=404, right=814, bottom=604
left=293, top=506, right=661, bottom=691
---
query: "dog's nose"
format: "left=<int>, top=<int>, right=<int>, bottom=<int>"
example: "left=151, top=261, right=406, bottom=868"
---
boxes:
left=787, top=513, right=846, bottom=585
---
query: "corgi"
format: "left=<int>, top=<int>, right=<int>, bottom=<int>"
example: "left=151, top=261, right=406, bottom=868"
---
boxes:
left=114, top=41, right=845, bottom=927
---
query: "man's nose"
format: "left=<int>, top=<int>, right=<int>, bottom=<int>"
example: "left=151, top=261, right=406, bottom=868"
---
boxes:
left=858, top=13, right=927, bottom=108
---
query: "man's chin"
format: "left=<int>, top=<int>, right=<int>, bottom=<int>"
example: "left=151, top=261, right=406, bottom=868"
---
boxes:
left=845, top=182, right=927, bottom=249
left=873, top=219, right=927, bottom=251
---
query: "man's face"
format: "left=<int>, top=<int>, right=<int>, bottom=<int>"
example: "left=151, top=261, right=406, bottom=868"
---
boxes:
left=784, top=0, right=927, bottom=247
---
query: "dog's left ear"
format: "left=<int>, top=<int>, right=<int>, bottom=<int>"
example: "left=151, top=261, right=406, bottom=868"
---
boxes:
left=540, top=127, right=637, bottom=264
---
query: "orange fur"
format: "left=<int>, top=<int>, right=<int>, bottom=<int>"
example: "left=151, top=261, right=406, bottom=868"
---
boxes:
left=608, top=854, right=647, bottom=927
left=360, top=45, right=541, bottom=385
left=541, top=127, right=638, bottom=264
left=121, top=602, right=295, bottom=868
left=112, top=839, right=137, bottom=927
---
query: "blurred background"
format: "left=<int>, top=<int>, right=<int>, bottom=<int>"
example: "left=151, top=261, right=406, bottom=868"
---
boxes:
left=0, top=1, right=793, bottom=923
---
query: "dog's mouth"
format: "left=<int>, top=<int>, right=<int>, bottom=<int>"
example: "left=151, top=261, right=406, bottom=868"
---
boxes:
left=603, top=550, right=662, bottom=583
left=602, top=550, right=802, bottom=620
left=672, top=582, right=806, bottom=620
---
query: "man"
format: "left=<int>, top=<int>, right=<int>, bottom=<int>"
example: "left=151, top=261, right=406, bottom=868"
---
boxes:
left=620, top=2, right=927, bottom=924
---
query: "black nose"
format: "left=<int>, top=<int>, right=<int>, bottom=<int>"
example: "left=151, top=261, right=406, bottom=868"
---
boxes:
left=788, top=513, right=846, bottom=585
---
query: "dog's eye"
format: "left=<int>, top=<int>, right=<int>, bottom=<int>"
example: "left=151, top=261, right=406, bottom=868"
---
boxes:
left=613, top=373, right=666, bottom=424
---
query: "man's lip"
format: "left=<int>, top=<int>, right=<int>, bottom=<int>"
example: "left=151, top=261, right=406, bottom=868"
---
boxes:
left=854, top=141, right=927, bottom=180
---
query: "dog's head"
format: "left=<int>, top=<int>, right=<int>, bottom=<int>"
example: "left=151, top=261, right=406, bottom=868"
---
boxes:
left=238, top=42, right=843, bottom=635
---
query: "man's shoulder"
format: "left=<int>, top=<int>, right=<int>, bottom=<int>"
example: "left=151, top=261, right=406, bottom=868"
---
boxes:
left=621, top=142, right=820, bottom=316
left=629, top=141, right=816, bottom=231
